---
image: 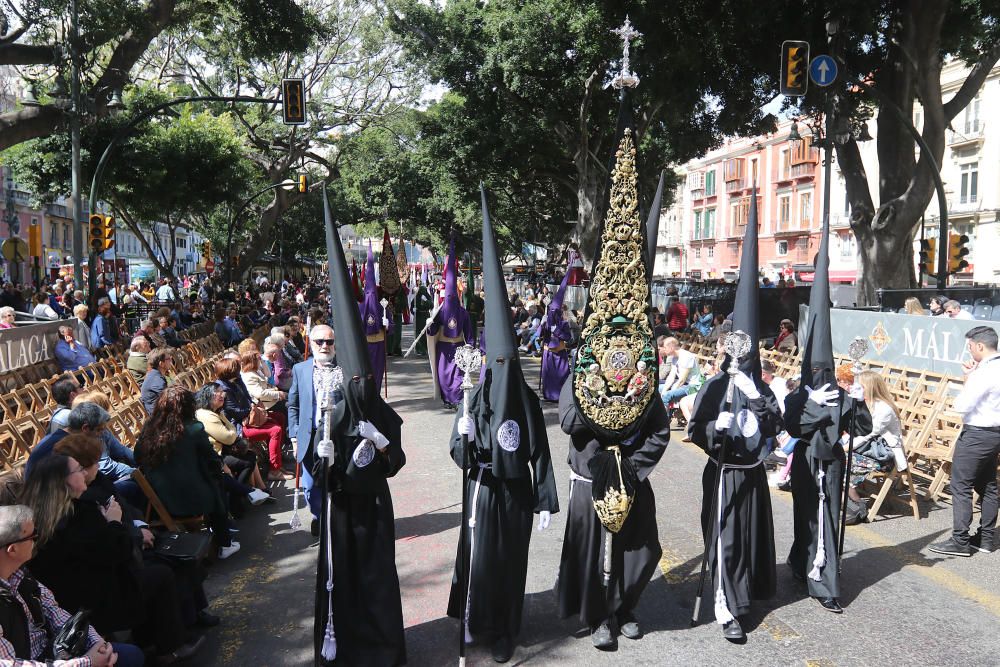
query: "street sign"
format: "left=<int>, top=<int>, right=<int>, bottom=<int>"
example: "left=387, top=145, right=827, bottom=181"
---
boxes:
left=205, top=259, right=215, bottom=275
left=809, top=54, right=838, bottom=87
left=1, top=237, right=29, bottom=262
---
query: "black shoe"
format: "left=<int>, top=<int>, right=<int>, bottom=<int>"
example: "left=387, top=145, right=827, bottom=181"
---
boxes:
left=617, top=612, right=641, bottom=640
left=777, top=479, right=792, bottom=492
left=970, top=531, right=997, bottom=553
left=195, top=610, right=220, bottom=627
left=929, top=538, right=973, bottom=557
left=310, top=518, right=320, bottom=538
left=492, top=635, right=513, bottom=663
left=590, top=621, right=615, bottom=650
left=815, top=597, right=843, bottom=613
left=722, top=618, right=745, bottom=641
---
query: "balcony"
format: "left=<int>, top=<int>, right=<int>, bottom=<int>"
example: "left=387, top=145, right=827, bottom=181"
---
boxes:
left=46, top=203, right=69, bottom=218
left=726, top=179, right=747, bottom=194
left=790, top=162, right=816, bottom=179
left=690, top=187, right=705, bottom=201
left=948, top=125, right=985, bottom=148
left=775, top=168, right=793, bottom=185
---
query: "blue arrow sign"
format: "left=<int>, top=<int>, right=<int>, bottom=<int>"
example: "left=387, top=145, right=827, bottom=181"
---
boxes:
left=809, top=55, right=837, bottom=87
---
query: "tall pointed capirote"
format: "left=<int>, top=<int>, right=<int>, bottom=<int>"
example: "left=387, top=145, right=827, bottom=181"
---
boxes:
left=380, top=228, right=401, bottom=296
left=547, top=251, right=573, bottom=327
left=800, top=198, right=834, bottom=389
left=322, top=185, right=372, bottom=381
left=359, top=241, right=382, bottom=336
left=481, top=185, right=519, bottom=360
left=730, top=185, right=762, bottom=375
left=572, top=87, right=658, bottom=442
left=644, top=170, right=666, bottom=272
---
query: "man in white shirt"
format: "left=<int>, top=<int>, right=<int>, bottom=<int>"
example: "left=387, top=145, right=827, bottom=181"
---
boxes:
left=658, top=336, right=703, bottom=404
left=761, top=359, right=789, bottom=412
left=155, top=278, right=176, bottom=302
left=930, top=326, right=1000, bottom=557
left=944, top=299, right=974, bottom=320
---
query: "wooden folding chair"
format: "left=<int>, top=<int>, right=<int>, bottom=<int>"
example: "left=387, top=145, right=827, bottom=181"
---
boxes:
left=132, top=470, right=205, bottom=532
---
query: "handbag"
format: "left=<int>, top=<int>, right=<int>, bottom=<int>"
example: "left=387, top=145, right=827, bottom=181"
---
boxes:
left=245, top=401, right=268, bottom=428
left=857, top=435, right=894, bottom=466
left=153, top=531, right=213, bottom=563
left=52, top=609, right=91, bottom=659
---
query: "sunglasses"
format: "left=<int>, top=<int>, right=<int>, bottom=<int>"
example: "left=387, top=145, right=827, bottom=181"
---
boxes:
left=314, top=339, right=335, bottom=347
left=2, top=531, right=39, bottom=548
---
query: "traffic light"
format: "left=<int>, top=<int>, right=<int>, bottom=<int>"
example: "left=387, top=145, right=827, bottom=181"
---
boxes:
left=103, top=215, right=115, bottom=251
left=88, top=214, right=105, bottom=253
left=201, top=240, right=212, bottom=262
left=918, top=238, right=936, bottom=276
left=948, top=233, right=970, bottom=273
left=298, top=174, right=307, bottom=193
left=780, top=40, right=810, bottom=96
left=281, top=78, right=306, bottom=125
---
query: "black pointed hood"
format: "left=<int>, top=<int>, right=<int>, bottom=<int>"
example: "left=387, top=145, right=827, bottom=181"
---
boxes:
left=645, top=170, right=666, bottom=272
left=572, top=88, right=658, bottom=443
left=481, top=185, right=518, bottom=361
left=800, top=202, right=834, bottom=389
left=730, top=186, right=761, bottom=376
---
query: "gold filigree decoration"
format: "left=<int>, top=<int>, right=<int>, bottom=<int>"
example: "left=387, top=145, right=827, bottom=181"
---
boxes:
left=593, top=446, right=633, bottom=533
left=396, top=247, right=410, bottom=284
left=380, top=234, right=401, bottom=295
left=574, top=128, right=656, bottom=432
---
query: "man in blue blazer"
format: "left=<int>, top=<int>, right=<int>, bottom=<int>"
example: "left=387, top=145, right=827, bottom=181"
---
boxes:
left=287, top=323, right=338, bottom=529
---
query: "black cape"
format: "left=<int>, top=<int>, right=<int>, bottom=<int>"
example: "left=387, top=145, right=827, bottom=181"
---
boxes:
left=689, top=371, right=783, bottom=617
left=314, top=380, right=406, bottom=666
left=783, top=387, right=871, bottom=598
left=554, top=378, right=670, bottom=627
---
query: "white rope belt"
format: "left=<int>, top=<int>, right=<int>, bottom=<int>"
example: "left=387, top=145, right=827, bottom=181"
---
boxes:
left=463, top=462, right=489, bottom=638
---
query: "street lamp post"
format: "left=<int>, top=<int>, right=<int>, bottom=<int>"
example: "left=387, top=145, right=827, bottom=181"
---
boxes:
left=69, top=0, right=84, bottom=289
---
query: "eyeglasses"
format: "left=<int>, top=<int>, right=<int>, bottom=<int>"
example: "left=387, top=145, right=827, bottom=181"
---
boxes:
left=1, top=531, right=38, bottom=549
left=314, top=339, right=335, bottom=347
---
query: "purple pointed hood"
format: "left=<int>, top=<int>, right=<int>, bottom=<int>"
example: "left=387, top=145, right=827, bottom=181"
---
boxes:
left=435, top=236, right=465, bottom=337
left=548, top=251, right=573, bottom=326
left=421, top=263, right=428, bottom=286
left=360, top=241, right=383, bottom=335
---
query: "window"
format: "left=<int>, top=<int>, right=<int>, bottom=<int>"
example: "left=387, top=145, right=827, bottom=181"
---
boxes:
left=63, top=224, right=70, bottom=249
left=776, top=240, right=789, bottom=256
left=731, top=199, right=751, bottom=233
left=704, top=170, right=716, bottom=196
left=704, top=209, right=716, bottom=239
left=791, top=137, right=817, bottom=164
left=960, top=162, right=978, bottom=204
left=694, top=247, right=702, bottom=259
left=840, top=234, right=855, bottom=258
left=799, top=192, right=813, bottom=227
left=688, top=172, right=704, bottom=189
left=779, top=196, right=791, bottom=230
left=724, top=158, right=745, bottom=182
left=707, top=246, right=714, bottom=259
left=779, top=150, right=791, bottom=179
left=693, top=210, right=703, bottom=240
left=844, top=189, right=851, bottom=216
left=177, top=238, right=187, bottom=249
left=914, top=109, right=923, bottom=131
left=964, top=97, right=980, bottom=134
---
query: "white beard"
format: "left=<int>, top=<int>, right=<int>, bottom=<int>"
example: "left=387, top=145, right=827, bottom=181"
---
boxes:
left=312, top=349, right=335, bottom=365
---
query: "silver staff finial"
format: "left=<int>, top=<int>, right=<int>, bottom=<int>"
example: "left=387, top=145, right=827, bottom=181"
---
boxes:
left=725, top=330, right=753, bottom=363
left=454, top=344, right=482, bottom=391
left=612, top=16, right=641, bottom=89
left=848, top=336, right=869, bottom=374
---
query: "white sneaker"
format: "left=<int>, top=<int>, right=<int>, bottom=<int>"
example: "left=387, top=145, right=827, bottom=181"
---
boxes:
left=218, top=541, right=241, bottom=560
left=247, top=489, right=269, bottom=506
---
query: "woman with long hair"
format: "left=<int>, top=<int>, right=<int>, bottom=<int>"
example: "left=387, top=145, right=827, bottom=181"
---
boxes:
left=238, top=352, right=291, bottom=481
left=904, top=297, right=926, bottom=316
left=844, top=371, right=904, bottom=524
left=22, top=444, right=204, bottom=663
left=135, top=385, right=241, bottom=559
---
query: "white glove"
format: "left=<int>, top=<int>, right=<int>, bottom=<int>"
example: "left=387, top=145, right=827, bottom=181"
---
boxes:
left=382, top=316, right=390, bottom=328
left=357, top=420, right=389, bottom=450
left=733, top=371, right=761, bottom=400
left=537, top=511, right=551, bottom=531
left=848, top=383, right=864, bottom=401
left=457, top=416, right=475, bottom=442
left=806, top=383, right=839, bottom=407
left=316, top=438, right=334, bottom=459
left=715, top=411, right=734, bottom=431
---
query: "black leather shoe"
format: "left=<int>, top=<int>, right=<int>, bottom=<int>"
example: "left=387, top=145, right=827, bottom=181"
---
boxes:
left=815, top=596, right=843, bottom=613
left=310, top=518, right=320, bottom=537
left=970, top=531, right=997, bottom=553
left=929, top=538, right=973, bottom=557
left=617, top=612, right=641, bottom=640
left=492, top=635, right=513, bottom=663
left=722, top=618, right=745, bottom=641
left=195, top=610, right=220, bottom=627
left=590, top=621, right=615, bottom=650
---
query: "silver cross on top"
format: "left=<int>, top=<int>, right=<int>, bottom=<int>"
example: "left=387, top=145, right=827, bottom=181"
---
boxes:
left=612, top=16, right=641, bottom=90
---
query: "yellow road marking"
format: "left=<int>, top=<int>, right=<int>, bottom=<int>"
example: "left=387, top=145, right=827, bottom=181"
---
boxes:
left=804, top=659, right=835, bottom=667
left=759, top=616, right=801, bottom=641
left=658, top=546, right=692, bottom=584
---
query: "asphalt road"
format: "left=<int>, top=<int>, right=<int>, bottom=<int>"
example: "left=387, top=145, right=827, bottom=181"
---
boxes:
left=195, top=332, right=1000, bottom=666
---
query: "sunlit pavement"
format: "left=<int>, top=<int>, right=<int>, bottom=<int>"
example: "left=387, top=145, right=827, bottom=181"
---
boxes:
left=198, top=332, right=1000, bottom=666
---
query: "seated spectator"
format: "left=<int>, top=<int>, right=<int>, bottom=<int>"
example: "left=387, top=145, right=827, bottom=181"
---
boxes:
left=135, top=386, right=241, bottom=560
left=844, top=371, right=904, bottom=524
left=90, top=299, right=118, bottom=350
left=0, top=504, right=143, bottom=667
left=264, top=340, right=292, bottom=391
left=944, top=299, right=974, bottom=320
left=693, top=304, right=714, bottom=337
left=705, top=314, right=728, bottom=344
left=214, top=309, right=242, bottom=347
left=54, top=324, right=96, bottom=372
left=27, top=402, right=108, bottom=478
left=270, top=327, right=303, bottom=365
left=928, top=295, right=948, bottom=316
left=773, top=319, right=798, bottom=352
left=237, top=338, right=260, bottom=357
left=658, top=336, right=705, bottom=405
left=159, top=315, right=186, bottom=348
left=903, top=296, right=925, bottom=316
left=72, top=303, right=93, bottom=351
left=288, top=317, right=306, bottom=356
left=133, top=318, right=162, bottom=350
left=239, top=353, right=291, bottom=481
left=127, top=336, right=151, bottom=384
left=193, top=384, right=272, bottom=495
left=141, top=347, right=174, bottom=414
left=21, top=447, right=204, bottom=663
left=666, top=296, right=689, bottom=333
left=47, top=375, right=82, bottom=434
left=31, top=292, right=58, bottom=320
left=0, top=305, right=15, bottom=329
left=70, top=392, right=136, bottom=487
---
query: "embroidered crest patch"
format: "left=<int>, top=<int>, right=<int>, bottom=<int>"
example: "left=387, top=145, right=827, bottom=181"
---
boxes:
left=366, top=314, right=376, bottom=328
left=737, top=409, right=759, bottom=439
left=353, top=441, right=375, bottom=468
left=447, top=317, right=457, bottom=330
left=497, top=420, right=520, bottom=452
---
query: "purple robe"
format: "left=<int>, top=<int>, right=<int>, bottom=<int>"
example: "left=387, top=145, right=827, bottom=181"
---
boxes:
left=540, top=317, right=571, bottom=401
left=428, top=300, right=472, bottom=404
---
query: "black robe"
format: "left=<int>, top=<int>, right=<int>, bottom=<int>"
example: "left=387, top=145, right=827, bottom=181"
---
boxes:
left=554, top=379, right=670, bottom=627
left=783, top=388, right=871, bottom=599
left=689, top=372, right=783, bottom=619
left=445, top=361, right=559, bottom=640
left=314, top=390, right=406, bottom=666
